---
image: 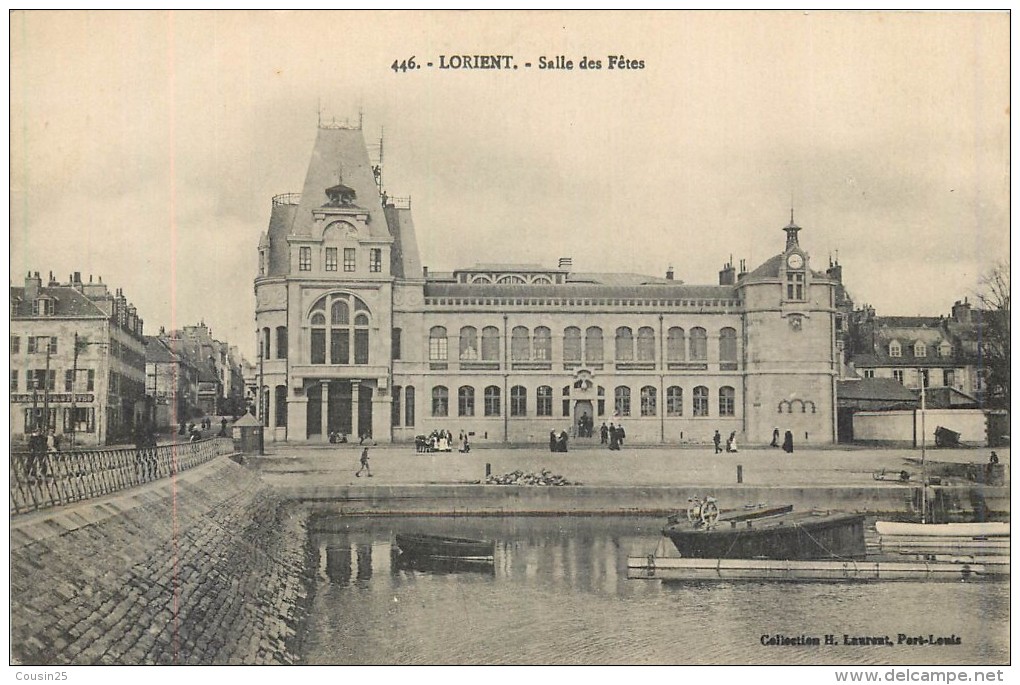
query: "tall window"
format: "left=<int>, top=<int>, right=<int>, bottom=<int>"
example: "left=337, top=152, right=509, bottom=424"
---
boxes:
left=889, top=341, right=902, bottom=358
left=943, top=369, right=955, bottom=387
left=640, top=386, right=657, bottom=416
left=666, top=386, right=683, bottom=416
left=614, top=386, right=631, bottom=417
left=786, top=271, right=805, bottom=300
left=459, top=326, right=479, bottom=360
left=719, top=327, right=737, bottom=365
left=693, top=386, right=709, bottom=416
left=429, top=326, right=448, bottom=361
left=10, top=336, right=19, bottom=354
left=10, top=370, right=17, bottom=391
left=392, top=328, right=402, bottom=360
left=405, top=386, right=415, bottom=426
left=637, top=327, right=656, bottom=362
left=432, top=386, right=449, bottom=417
left=325, top=247, right=338, bottom=271
left=585, top=327, right=603, bottom=363
left=719, top=386, right=735, bottom=416
left=458, top=386, right=475, bottom=416
left=597, top=385, right=605, bottom=416
left=615, top=327, right=634, bottom=361
left=262, top=327, right=271, bottom=359
left=563, top=327, right=582, bottom=362
left=511, top=327, right=530, bottom=361
left=563, top=385, right=571, bottom=417
left=533, top=327, right=551, bottom=361
left=299, top=247, right=311, bottom=271
left=914, top=342, right=927, bottom=358
left=276, top=327, right=288, bottom=359
left=689, top=328, right=707, bottom=361
left=343, top=248, right=356, bottom=272
left=64, top=369, right=74, bottom=391
left=484, top=386, right=501, bottom=416
left=510, top=385, right=527, bottom=416
left=537, top=385, right=553, bottom=416
left=370, top=248, right=382, bottom=273
left=481, top=326, right=500, bottom=361
left=392, top=385, right=402, bottom=426
left=309, top=293, right=371, bottom=365
left=275, top=386, right=288, bottom=427
left=667, top=327, right=685, bottom=361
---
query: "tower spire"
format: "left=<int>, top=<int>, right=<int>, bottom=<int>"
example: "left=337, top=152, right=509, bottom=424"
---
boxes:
left=783, top=210, right=801, bottom=251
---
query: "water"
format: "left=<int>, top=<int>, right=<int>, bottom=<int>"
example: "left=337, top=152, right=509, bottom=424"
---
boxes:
left=301, top=516, right=1009, bottom=665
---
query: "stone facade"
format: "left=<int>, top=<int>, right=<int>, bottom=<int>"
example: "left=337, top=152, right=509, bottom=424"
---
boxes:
left=255, top=125, right=839, bottom=445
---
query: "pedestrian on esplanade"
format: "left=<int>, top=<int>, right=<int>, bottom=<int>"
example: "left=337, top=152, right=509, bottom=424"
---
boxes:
left=356, top=447, right=372, bottom=477
left=600, top=422, right=608, bottom=444
left=713, top=430, right=722, bottom=454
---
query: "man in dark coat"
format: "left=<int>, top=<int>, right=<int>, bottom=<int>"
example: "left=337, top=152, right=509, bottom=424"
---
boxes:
left=713, top=430, right=722, bottom=454
left=782, top=430, right=794, bottom=453
left=600, top=422, right=608, bottom=444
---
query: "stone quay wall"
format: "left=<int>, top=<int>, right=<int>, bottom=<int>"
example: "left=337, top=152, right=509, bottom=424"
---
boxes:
left=10, top=457, right=312, bottom=665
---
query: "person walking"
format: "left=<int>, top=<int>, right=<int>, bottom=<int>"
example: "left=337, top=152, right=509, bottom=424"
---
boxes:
left=356, top=447, right=372, bottom=477
left=600, top=422, right=608, bottom=445
left=713, top=430, right=722, bottom=454
left=782, top=430, right=794, bottom=454
left=616, top=424, right=625, bottom=448
left=726, top=431, right=738, bottom=453
left=770, top=428, right=780, bottom=448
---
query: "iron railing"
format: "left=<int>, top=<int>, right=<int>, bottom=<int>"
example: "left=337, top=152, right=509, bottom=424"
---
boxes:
left=9, top=438, right=235, bottom=515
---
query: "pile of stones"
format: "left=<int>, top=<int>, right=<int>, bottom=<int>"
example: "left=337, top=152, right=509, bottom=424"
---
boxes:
left=483, top=468, right=578, bottom=486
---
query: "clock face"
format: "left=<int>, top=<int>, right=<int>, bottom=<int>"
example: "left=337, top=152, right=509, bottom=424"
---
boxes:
left=787, top=253, right=804, bottom=269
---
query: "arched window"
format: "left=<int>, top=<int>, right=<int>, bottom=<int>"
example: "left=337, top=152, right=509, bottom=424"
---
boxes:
left=405, top=386, right=415, bottom=426
left=690, top=328, right=708, bottom=361
left=510, top=385, right=528, bottom=417
left=308, top=293, right=371, bottom=365
left=614, top=386, right=631, bottom=417
left=597, top=385, right=606, bottom=416
left=563, top=327, right=582, bottom=362
left=511, top=326, right=530, bottom=361
left=497, top=275, right=526, bottom=284
left=693, top=386, right=709, bottom=416
left=585, top=327, right=604, bottom=362
left=563, top=385, right=571, bottom=417
left=637, top=327, right=656, bottom=361
left=484, top=385, right=501, bottom=416
left=275, top=327, right=288, bottom=359
left=274, top=385, right=288, bottom=427
left=537, top=386, right=553, bottom=416
left=430, top=326, right=448, bottom=361
left=481, top=326, right=500, bottom=361
left=458, top=385, right=475, bottom=416
left=262, top=327, right=271, bottom=359
left=432, top=386, right=449, bottom=417
left=615, top=327, right=634, bottom=361
left=889, top=340, right=902, bottom=358
left=719, top=328, right=737, bottom=364
left=533, top=327, right=552, bottom=361
left=392, top=385, right=402, bottom=427
left=459, top=326, right=479, bottom=360
left=667, top=327, right=685, bottom=362
left=666, top=386, right=683, bottom=416
left=640, top=385, right=657, bottom=416
left=719, top=386, right=735, bottom=416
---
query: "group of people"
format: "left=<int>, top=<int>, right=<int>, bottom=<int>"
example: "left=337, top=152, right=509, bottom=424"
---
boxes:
left=576, top=414, right=595, bottom=438
left=549, top=430, right=569, bottom=452
left=415, top=429, right=470, bottom=453
left=602, top=422, right=626, bottom=450
left=770, top=428, right=795, bottom=453
left=713, top=430, right=740, bottom=453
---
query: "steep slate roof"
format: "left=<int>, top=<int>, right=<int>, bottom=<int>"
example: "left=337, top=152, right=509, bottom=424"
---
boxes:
left=144, top=336, right=180, bottom=363
left=740, top=254, right=830, bottom=283
left=10, top=286, right=107, bottom=317
left=291, top=127, right=388, bottom=239
left=385, top=205, right=421, bottom=280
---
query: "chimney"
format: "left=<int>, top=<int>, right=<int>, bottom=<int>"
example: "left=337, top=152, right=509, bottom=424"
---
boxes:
left=665, top=265, right=674, bottom=281
left=558, top=257, right=573, bottom=271
left=826, top=262, right=843, bottom=284
left=48, top=271, right=57, bottom=286
left=25, top=271, right=41, bottom=300
left=718, top=261, right=736, bottom=286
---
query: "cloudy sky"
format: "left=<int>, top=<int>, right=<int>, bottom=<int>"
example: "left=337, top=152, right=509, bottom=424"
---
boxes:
left=10, top=11, right=1009, bottom=358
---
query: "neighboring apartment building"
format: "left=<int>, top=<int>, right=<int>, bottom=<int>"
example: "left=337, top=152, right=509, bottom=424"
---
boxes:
left=253, top=124, right=840, bottom=444
left=144, top=332, right=200, bottom=429
left=11, top=271, right=146, bottom=446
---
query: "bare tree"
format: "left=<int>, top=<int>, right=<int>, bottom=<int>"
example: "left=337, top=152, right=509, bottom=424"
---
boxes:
left=974, top=261, right=1010, bottom=408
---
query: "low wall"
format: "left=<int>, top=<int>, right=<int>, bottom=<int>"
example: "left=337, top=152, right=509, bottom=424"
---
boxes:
left=853, top=410, right=988, bottom=445
left=10, top=457, right=312, bottom=665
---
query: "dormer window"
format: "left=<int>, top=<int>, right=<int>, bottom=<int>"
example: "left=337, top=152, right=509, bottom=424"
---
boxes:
left=33, top=297, right=55, bottom=316
left=938, top=342, right=953, bottom=358
left=889, top=340, right=902, bottom=357
left=914, top=342, right=926, bottom=358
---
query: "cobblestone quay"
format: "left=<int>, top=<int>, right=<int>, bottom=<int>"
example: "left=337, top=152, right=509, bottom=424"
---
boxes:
left=9, top=456, right=312, bottom=665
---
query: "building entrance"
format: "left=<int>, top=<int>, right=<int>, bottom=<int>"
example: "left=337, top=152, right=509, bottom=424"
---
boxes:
left=573, top=400, right=594, bottom=438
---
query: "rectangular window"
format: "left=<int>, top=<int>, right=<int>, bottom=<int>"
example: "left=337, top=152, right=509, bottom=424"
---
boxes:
left=893, top=369, right=904, bottom=384
left=405, top=387, right=416, bottom=427
left=10, top=370, right=17, bottom=391
left=299, top=246, right=312, bottom=271
left=325, top=247, right=338, bottom=271
left=87, top=369, right=95, bottom=391
left=429, top=336, right=448, bottom=361
left=65, top=369, right=74, bottom=391
left=562, top=399, right=570, bottom=417
left=344, top=248, right=356, bottom=272
left=943, top=369, right=955, bottom=387
left=354, top=329, right=369, bottom=364
left=311, top=329, right=326, bottom=364
left=863, top=369, right=875, bottom=379
left=786, top=272, right=805, bottom=300
left=392, top=328, right=402, bottom=360
left=10, top=336, right=19, bottom=354
left=27, top=337, right=36, bottom=354
left=370, top=248, right=382, bottom=273
left=330, top=330, right=350, bottom=365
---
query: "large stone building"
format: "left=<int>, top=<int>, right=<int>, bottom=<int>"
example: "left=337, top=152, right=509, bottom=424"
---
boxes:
left=254, top=124, right=840, bottom=445
left=11, top=271, right=147, bottom=446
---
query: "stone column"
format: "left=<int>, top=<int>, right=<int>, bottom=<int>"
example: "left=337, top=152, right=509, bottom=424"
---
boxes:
left=290, top=393, right=308, bottom=442
left=351, top=380, right=361, bottom=438
left=320, top=380, right=329, bottom=442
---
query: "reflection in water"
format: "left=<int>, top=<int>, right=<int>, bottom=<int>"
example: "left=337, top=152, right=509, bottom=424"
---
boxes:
left=303, top=516, right=1009, bottom=665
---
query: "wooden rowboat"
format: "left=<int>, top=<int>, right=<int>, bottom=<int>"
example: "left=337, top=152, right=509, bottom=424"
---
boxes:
left=395, top=533, right=495, bottom=561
